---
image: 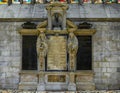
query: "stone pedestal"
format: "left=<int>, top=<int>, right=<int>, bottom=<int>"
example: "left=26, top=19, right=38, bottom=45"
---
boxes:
left=37, top=84, right=45, bottom=91
left=18, top=72, right=38, bottom=90
left=46, top=84, right=68, bottom=91
left=75, top=71, right=95, bottom=90
left=68, top=83, right=76, bottom=91
left=37, top=72, right=45, bottom=91
left=68, top=73, right=76, bottom=91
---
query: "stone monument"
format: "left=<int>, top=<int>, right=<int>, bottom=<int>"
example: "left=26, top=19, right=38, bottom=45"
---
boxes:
left=19, top=2, right=95, bottom=91
left=36, top=2, right=78, bottom=91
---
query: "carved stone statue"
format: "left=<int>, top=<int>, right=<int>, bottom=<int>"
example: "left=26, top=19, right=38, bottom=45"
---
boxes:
left=46, top=2, right=68, bottom=30
left=36, top=31, right=48, bottom=71
left=52, top=13, right=62, bottom=30
left=68, top=32, right=78, bottom=71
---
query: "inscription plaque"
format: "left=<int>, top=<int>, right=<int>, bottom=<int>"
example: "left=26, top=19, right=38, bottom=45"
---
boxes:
left=47, top=36, right=67, bottom=70
left=48, top=75, right=66, bottom=82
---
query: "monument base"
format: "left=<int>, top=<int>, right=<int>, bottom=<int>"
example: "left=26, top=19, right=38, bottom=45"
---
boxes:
left=45, top=84, right=68, bottom=91
left=68, top=83, right=76, bottom=91
left=37, top=84, right=45, bottom=91
left=19, top=71, right=95, bottom=91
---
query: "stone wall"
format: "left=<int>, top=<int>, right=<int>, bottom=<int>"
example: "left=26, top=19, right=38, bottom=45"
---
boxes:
left=0, top=22, right=23, bottom=89
left=92, top=22, right=120, bottom=90
left=0, top=22, right=120, bottom=90
left=0, top=4, right=120, bottom=18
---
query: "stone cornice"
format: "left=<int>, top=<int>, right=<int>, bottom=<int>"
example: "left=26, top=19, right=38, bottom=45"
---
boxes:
left=19, top=29, right=96, bottom=35
left=0, top=18, right=120, bottom=22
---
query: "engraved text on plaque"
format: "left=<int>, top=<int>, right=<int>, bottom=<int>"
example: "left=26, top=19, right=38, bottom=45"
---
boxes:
left=47, top=36, right=67, bottom=70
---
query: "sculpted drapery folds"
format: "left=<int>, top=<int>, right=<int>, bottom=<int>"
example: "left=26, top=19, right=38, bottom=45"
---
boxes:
left=36, top=31, right=48, bottom=71
left=68, top=32, right=78, bottom=55
left=68, top=32, right=78, bottom=71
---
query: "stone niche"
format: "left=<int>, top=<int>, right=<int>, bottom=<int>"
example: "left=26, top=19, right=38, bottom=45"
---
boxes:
left=46, top=2, right=68, bottom=30
left=18, top=2, right=96, bottom=91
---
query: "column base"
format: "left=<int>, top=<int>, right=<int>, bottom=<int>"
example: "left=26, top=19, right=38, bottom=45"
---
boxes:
left=37, top=84, right=45, bottom=91
left=68, top=83, right=76, bottom=91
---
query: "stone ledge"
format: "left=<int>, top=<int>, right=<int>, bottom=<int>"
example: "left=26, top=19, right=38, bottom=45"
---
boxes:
left=0, top=18, right=120, bottom=22
left=0, top=4, right=120, bottom=19
left=0, top=90, right=120, bottom=93
left=19, top=70, right=94, bottom=75
left=19, top=70, right=38, bottom=74
left=19, top=29, right=96, bottom=36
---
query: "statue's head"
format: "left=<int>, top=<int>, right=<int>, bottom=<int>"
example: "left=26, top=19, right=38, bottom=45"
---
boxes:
left=69, top=32, right=75, bottom=38
left=38, top=31, right=45, bottom=38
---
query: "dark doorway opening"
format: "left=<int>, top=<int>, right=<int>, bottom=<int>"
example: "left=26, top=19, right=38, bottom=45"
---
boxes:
left=76, top=36, right=92, bottom=70
left=22, top=36, right=37, bottom=70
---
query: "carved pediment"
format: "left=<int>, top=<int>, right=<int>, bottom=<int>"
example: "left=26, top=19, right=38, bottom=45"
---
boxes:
left=46, top=2, right=68, bottom=11
left=46, top=2, right=68, bottom=30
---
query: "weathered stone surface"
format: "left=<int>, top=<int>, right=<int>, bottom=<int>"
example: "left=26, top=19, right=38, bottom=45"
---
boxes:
left=0, top=90, right=120, bottom=93
left=19, top=83, right=37, bottom=90
left=68, top=83, right=76, bottom=91
left=37, top=84, right=45, bottom=91
left=0, top=21, right=120, bottom=90
left=76, top=82, right=95, bottom=90
left=76, top=75, right=93, bottom=82
left=93, top=22, right=120, bottom=90
left=3, top=5, right=21, bottom=18
left=107, top=68, right=117, bottom=72
left=0, top=4, right=120, bottom=18
left=20, top=74, right=38, bottom=82
left=18, top=5, right=34, bottom=18
left=0, top=22, right=21, bottom=89
left=45, top=84, right=68, bottom=91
